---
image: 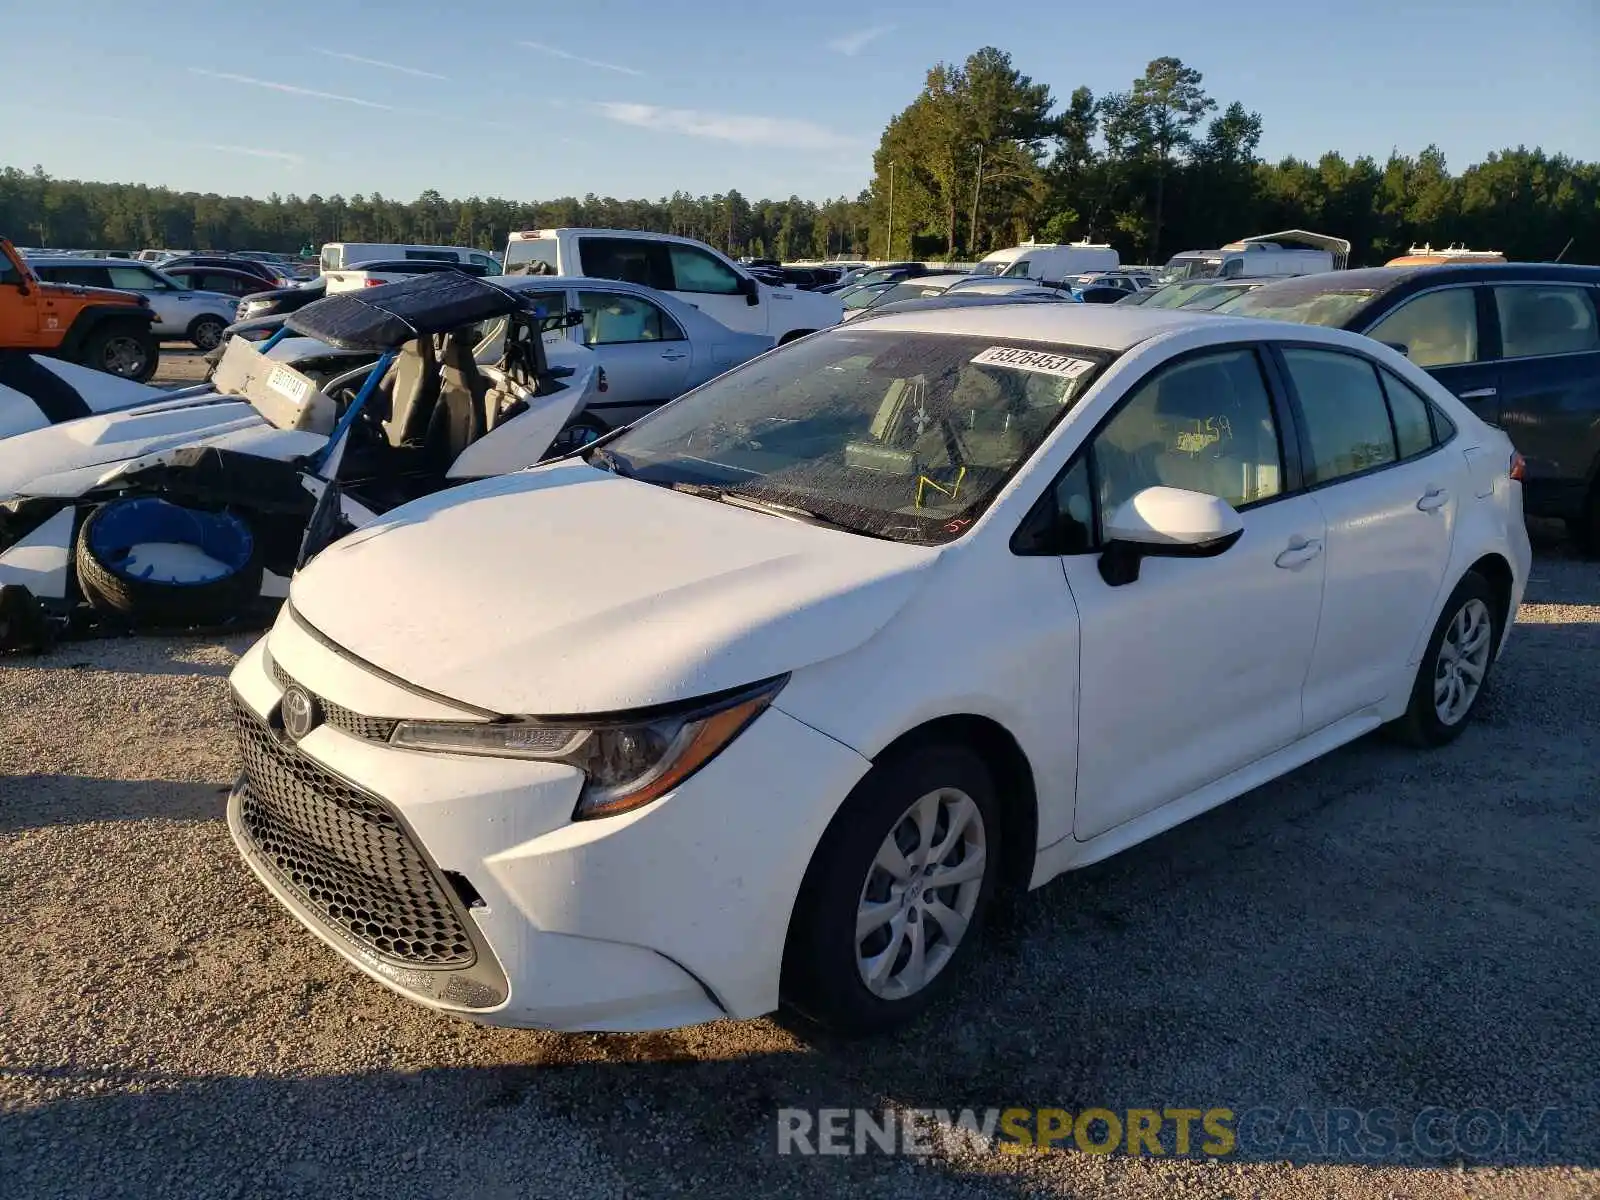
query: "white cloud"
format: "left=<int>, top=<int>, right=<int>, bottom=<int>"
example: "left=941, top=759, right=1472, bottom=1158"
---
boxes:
left=595, top=103, right=860, bottom=151
left=204, top=143, right=305, bottom=165
left=189, top=69, right=396, bottom=110
left=312, top=50, right=448, bottom=81
left=828, top=24, right=894, bottom=56
left=518, top=40, right=643, bottom=77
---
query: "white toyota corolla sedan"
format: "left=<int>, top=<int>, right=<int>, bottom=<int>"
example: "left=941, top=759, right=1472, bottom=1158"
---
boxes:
left=226, top=304, right=1531, bottom=1035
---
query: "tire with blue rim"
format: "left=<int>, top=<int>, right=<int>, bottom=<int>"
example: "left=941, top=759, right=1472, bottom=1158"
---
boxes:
left=75, top=498, right=264, bottom=627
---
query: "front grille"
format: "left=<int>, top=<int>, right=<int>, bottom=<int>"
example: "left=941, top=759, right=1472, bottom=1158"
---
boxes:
left=267, top=655, right=398, bottom=741
left=233, top=700, right=475, bottom=968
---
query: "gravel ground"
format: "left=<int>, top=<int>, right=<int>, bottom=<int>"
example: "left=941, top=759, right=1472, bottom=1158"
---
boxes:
left=152, top=348, right=212, bottom=388
left=2, top=532, right=1596, bottom=1199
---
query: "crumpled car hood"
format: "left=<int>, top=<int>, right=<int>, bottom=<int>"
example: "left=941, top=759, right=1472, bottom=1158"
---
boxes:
left=289, top=462, right=939, bottom=715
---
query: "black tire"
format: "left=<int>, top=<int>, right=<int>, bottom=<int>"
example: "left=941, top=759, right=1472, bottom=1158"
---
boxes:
left=78, top=322, right=158, bottom=382
left=1567, top=482, right=1600, bottom=559
left=1389, top=570, right=1502, bottom=748
left=782, top=743, right=1002, bottom=1036
left=75, top=502, right=264, bottom=628
left=187, top=314, right=227, bottom=352
left=778, top=329, right=815, bottom=345
left=544, top=412, right=609, bottom=459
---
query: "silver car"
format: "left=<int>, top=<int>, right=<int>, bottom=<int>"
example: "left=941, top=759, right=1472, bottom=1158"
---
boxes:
left=24, top=257, right=241, bottom=350
left=498, top=275, right=775, bottom=439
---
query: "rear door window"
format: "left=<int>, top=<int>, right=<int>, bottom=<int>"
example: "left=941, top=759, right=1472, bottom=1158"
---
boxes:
left=107, top=266, right=166, bottom=291
left=1493, top=285, right=1600, bottom=358
left=577, top=290, right=685, bottom=345
left=43, top=265, right=113, bottom=288
left=1377, top=369, right=1437, bottom=459
left=576, top=237, right=673, bottom=291
left=1364, top=287, right=1479, bottom=367
left=1281, top=347, right=1397, bottom=484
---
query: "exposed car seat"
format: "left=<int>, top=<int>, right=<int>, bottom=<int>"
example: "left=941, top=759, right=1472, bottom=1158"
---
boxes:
left=428, top=332, right=489, bottom=468
left=383, top=337, right=441, bottom=448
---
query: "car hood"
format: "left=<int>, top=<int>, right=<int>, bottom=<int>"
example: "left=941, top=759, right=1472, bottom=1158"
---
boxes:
left=0, top=393, right=273, bottom=498
left=289, top=462, right=939, bottom=715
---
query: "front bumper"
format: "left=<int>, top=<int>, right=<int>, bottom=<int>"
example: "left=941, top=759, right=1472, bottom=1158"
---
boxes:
left=227, top=624, right=871, bottom=1031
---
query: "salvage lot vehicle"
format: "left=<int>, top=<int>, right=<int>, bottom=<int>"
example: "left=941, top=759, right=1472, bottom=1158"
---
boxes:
left=26, top=256, right=241, bottom=352
left=505, top=275, right=774, bottom=434
left=0, top=349, right=178, bottom=440
left=0, top=273, right=594, bottom=644
left=503, top=228, right=843, bottom=342
left=846, top=274, right=1074, bottom=319
left=1216, top=262, right=1600, bottom=553
left=227, top=303, right=1529, bottom=1036
left=1, top=237, right=160, bottom=381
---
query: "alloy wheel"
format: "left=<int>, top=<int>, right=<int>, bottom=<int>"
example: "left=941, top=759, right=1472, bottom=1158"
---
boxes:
left=102, top=336, right=147, bottom=377
left=855, top=787, right=987, bottom=1001
left=1435, top=597, right=1492, bottom=725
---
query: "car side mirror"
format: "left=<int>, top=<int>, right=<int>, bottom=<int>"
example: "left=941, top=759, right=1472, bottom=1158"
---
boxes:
left=739, top=275, right=760, bottom=305
left=1098, top=487, right=1245, bottom=586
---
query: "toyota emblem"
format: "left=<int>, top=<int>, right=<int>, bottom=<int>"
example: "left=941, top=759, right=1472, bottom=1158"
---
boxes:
left=280, top=685, right=321, bottom=740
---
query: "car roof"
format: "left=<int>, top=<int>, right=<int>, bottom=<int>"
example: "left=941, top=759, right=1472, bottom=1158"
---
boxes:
left=29, top=256, right=154, bottom=266
left=1248, top=261, right=1600, bottom=302
left=854, top=299, right=1364, bottom=353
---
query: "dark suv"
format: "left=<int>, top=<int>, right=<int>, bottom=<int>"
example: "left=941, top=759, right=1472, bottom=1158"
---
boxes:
left=1220, top=263, right=1600, bottom=552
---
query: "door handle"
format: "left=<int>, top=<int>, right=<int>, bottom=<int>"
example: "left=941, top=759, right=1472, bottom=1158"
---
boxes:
left=1275, top=538, right=1323, bottom=569
left=1417, top=487, right=1450, bottom=512
left=1457, top=387, right=1496, bottom=400
left=660, top=350, right=687, bottom=361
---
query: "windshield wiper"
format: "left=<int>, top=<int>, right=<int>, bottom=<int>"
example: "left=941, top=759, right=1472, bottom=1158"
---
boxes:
left=711, top=490, right=858, bottom=533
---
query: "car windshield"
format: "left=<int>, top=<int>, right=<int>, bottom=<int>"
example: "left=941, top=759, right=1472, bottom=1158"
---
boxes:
left=1160, top=256, right=1220, bottom=283
left=872, top=281, right=947, bottom=307
left=969, top=261, right=1008, bottom=276
left=594, top=329, right=1110, bottom=545
left=1140, top=281, right=1223, bottom=309
left=842, top=283, right=894, bottom=309
left=1213, top=286, right=1379, bottom=326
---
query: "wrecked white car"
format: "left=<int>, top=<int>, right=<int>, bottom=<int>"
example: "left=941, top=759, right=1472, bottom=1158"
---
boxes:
left=0, top=273, right=596, bottom=650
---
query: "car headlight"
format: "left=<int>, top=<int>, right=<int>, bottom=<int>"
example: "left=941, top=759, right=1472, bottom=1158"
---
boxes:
left=388, top=676, right=786, bottom=819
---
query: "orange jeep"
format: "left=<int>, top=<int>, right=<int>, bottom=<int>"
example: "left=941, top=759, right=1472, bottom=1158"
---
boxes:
left=1, top=237, right=160, bottom=380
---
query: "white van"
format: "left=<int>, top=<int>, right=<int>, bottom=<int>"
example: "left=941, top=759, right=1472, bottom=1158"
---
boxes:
left=504, top=228, right=842, bottom=342
left=1160, top=230, right=1351, bottom=283
left=318, top=243, right=503, bottom=275
left=970, top=239, right=1119, bottom=284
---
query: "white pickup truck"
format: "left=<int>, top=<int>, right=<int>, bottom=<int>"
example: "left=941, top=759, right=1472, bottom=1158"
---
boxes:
left=504, top=228, right=842, bottom=343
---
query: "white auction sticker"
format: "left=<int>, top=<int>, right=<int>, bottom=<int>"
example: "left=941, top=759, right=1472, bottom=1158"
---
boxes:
left=970, top=346, right=1097, bottom=379
left=267, top=366, right=311, bottom=404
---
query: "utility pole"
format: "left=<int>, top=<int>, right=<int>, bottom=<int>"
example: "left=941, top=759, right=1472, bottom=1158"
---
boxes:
left=885, top=161, right=895, bottom=261
left=969, top=142, right=985, bottom=259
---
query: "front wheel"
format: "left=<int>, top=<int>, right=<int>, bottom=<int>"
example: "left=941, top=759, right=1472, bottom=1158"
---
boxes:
left=783, top=744, right=1001, bottom=1035
left=1390, top=571, right=1501, bottom=747
left=80, top=324, right=158, bottom=382
left=187, top=314, right=227, bottom=352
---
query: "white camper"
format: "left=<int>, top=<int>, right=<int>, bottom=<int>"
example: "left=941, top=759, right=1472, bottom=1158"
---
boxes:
left=971, top=239, right=1119, bottom=283
left=1160, top=230, right=1350, bottom=283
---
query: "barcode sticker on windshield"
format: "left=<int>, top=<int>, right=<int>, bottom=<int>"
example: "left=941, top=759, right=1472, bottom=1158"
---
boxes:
left=267, top=366, right=310, bottom=405
left=970, top=346, right=1097, bottom=379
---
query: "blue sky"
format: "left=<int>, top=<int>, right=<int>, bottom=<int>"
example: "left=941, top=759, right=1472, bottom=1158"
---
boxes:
left=3, top=0, right=1596, bottom=203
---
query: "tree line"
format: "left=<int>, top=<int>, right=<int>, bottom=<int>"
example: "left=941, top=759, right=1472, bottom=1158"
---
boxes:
left=2, top=49, right=1595, bottom=268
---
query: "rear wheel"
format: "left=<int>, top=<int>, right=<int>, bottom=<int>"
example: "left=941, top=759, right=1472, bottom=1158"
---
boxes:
left=79, top=323, right=158, bottom=382
left=545, top=413, right=609, bottom=459
left=187, top=314, right=227, bottom=352
left=783, top=744, right=1001, bottom=1035
left=1390, top=571, right=1501, bottom=747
